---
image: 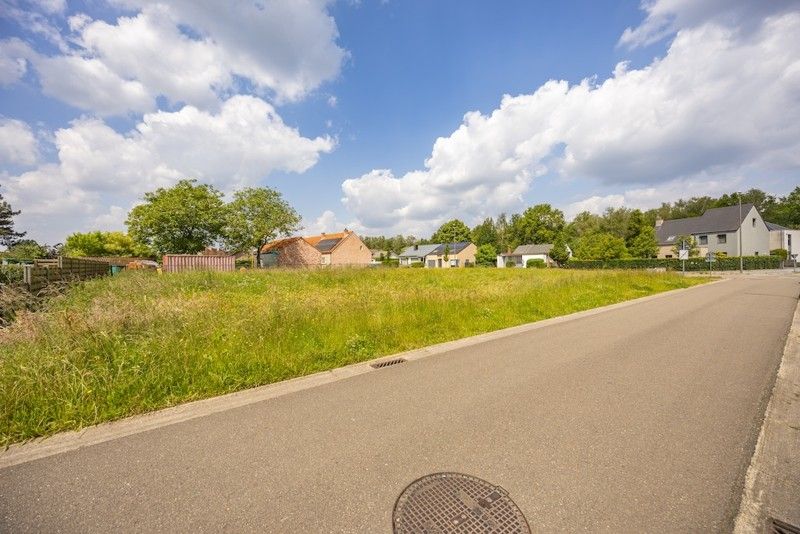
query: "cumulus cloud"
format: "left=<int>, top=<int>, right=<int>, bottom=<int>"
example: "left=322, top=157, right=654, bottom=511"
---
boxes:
left=619, top=0, right=798, bottom=48
left=0, top=38, right=31, bottom=85
left=562, top=176, right=740, bottom=219
left=0, top=118, right=38, bottom=166
left=1, top=0, right=345, bottom=114
left=3, top=95, right=334, bottom=241
left=341, top=10, right=800, bottom=235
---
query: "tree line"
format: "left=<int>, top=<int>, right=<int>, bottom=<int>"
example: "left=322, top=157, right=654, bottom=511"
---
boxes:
left=2, top=182, right=798, bottom=264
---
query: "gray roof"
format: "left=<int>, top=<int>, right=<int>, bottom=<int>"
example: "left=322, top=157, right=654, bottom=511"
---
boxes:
left=429, top=242, right=472, bottom=255
left=511, top=244, right=553, bottom=255
left=766, top=221, right=788, bottom=231
left=398, top=244, right=439, bottom=258
left=656, top=204, right=755, bottom=245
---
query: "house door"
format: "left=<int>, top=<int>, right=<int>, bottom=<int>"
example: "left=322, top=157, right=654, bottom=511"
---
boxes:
left=437, top=259, right=442, bottom=268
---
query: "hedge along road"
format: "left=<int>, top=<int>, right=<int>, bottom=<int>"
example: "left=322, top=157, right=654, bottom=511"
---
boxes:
left=1, top=274, right=798, bottom=532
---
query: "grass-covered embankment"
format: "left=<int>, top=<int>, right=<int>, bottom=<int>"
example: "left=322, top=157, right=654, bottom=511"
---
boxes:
left=1, top=268, right=707, bottom=445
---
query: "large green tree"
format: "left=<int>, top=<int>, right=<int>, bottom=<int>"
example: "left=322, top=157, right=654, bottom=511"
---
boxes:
left=573, top=233, right=629, bottom=260
left=628, top=225, right=659, bottom=258
left=510, top=204, right=565, bottom=246
left=223, top=187, right=301, bottom=266
left=471, top=217, right=498, bottom=249
left=474, top=244, right=497, bottom=267
left=64, top=231, right=152, bottom=257
left=549, top=235, right=571, bottom=265
left=126, top=179, right=227, bottom=255
left=0, top=185, right=25, bottom=248
left=431, top=219, right=471, bottom=243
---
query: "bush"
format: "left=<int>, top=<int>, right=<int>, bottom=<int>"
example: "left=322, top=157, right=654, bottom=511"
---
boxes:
left=771, top=248, right=788, bottom=260
left=0, top=265, right=24, bottom=285
left=235, top=258, right=253, bottom=269
left=563, top=256, right=780, bottom=271
left=505, top=260, right=516, bottom=268
left=410, top=262, right=424, bottom=268
left=526, top=259, right=546, bottom=268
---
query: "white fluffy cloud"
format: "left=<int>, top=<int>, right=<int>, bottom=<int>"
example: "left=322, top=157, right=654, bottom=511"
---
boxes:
left=619, top=0, right=798, bottom=48
left=341, top=9, right=800, bottom=234
left=3, top=95, right=334, bottom=241
left=0, top=118, right=38, bottom=166
left=1, top=0, right=346, bottom=114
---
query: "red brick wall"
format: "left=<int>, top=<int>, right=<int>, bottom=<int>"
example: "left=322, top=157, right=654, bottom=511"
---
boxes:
left=277, top=240, right=322, bottom=267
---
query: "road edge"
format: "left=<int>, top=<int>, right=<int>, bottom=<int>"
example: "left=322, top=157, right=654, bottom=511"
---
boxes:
left=733, top=291, right=800, bottom=533
left=1, top=277, right=726, bottom=469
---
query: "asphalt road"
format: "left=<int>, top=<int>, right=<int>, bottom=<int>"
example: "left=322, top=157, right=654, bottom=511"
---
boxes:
left=2, top=275, right=798, bottom=533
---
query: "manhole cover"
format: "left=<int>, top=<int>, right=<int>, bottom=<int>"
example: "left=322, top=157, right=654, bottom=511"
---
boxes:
left=393, top=472, right=530, bottom=534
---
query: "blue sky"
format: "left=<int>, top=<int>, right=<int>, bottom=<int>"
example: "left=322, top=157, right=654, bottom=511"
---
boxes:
left=1, top=0, right=799, bottom=244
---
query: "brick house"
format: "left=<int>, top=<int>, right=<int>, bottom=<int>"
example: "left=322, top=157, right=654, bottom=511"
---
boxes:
left=260, top=230, right=371, bottom=267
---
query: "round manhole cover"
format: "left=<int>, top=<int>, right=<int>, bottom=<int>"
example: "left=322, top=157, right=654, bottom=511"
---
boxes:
left=393, top=472, right=530, bottom=534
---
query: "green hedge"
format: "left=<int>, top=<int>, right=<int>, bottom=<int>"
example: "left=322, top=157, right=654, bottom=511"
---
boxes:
left=564, top=256, right=780, bottom=271
left=526, top=259, right=546, bottom=268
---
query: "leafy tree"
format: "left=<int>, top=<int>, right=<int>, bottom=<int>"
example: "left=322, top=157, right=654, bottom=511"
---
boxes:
left=223, top=187, right=301, bottom=266
left=671, top=235, right=699, bottom=257
left=573, top=233, right=628, bottom=260
left=0, top=185, right=25, bottom=248
left=628, top=225, right=658, bottom=258
left=475, top=243, right=497, bottom=267
left=769, top=186, right=800, bottom=228
left=64, top=231, right=152, bottom=257
left=566, top=211, right=602, bottom=240
left=1, top=239, right=47, bottom=260
left=495, top=213, right=513, bottom=253
left=471, top=218, right=498, bottom=249
left=431, top=219, right=471, bottom=244
left=126, top=179, right=227, bottom=255
left=510, top=204, right=565, bottom=246
left=549, top=235, right=571, bottom=265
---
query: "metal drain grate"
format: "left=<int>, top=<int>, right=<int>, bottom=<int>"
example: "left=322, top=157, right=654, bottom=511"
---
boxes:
left=772, top=518, right=800, bottom=534
left=370, top=357, right=407, bottom=369
left=393, top=472, right=530, bottom=534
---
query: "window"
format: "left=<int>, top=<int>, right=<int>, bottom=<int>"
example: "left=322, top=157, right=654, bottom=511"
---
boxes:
left=450, top=259, right=459, bottom=267
left=717, top=234, right=727, bottom=244
left=665, top=255, right=673, bottom=259
left=752, top=218, right=756, bottom=227
left=754, top=251, right=759, bottom=256
left=699, top=235, right=708, bottom=245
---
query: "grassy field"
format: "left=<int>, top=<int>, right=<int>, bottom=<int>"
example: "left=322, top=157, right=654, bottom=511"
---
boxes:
left=0, top=268, right=708, bottom=445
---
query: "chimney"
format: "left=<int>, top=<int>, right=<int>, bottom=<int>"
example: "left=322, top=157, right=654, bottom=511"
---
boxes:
left=655, top=218, right=664, bottom=228
left=414, top=244, right=419, bottom=251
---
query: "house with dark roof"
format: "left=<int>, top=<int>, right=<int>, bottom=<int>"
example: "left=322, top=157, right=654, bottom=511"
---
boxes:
left=260, top=230, right=371, bottom=267
left=421, top=242, right=476, bottom=268
left=655, top=203, right=770, bottom=258
left=496, top=244, right=569, bottom=267
left=766, top=221, right=799, bottom=258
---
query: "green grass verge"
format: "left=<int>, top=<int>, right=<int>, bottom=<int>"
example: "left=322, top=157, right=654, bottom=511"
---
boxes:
left=0, top=268, right=708, bottom=445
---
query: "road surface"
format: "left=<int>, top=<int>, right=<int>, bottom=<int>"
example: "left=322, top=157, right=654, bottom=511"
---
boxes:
left=1, top=275, right=798, bottom=532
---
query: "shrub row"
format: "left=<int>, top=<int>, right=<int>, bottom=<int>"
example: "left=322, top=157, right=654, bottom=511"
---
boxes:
left=0, top=264, right=24, bottom=285
left=563, top=255, right=781, bottom=271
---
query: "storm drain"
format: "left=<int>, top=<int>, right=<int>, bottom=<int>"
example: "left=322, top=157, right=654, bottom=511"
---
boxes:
left=393, top=472, right=530, bottom=534
left=772, top=518, right=800, bottom=534
left=370, top=357, right=407, bottom=369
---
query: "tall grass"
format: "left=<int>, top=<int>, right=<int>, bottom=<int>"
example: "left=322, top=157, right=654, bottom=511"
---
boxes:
left=0, top=268, right=707, bottom=445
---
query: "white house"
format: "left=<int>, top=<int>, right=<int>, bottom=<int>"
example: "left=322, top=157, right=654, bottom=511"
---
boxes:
left=497, top=244, right=567, bottom=267
left=767, top=222, right=799, bottom=259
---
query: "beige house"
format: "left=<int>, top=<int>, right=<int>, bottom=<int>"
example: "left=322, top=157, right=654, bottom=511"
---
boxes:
left=655, top=203, right=770, bottom=258
left=422, top=242, right=477, bottom=268
left=767, top=222, right=799, bottom=259
left=261, top=230, right=371, bottom=267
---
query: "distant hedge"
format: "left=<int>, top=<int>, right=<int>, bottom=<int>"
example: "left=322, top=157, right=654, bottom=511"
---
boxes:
left=0, top=265, right=24, bottom=285
left=563, top=256, right=780, bottom=271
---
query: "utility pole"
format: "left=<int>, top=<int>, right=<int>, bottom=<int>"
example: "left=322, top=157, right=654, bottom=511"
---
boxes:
left=738, top=193, right=743, bottom=273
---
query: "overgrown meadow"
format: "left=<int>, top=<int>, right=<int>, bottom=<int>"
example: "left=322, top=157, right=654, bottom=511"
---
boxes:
left=1, top=268, right=707, bottom=445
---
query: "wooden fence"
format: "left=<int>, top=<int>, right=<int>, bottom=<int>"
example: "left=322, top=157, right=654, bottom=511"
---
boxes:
left=162, top=254, right=235, bottom=273
left=23, top=257, right=111, bottom=292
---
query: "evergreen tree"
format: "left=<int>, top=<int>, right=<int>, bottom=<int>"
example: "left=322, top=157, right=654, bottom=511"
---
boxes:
left=0, top=185, right=25, bottom=248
